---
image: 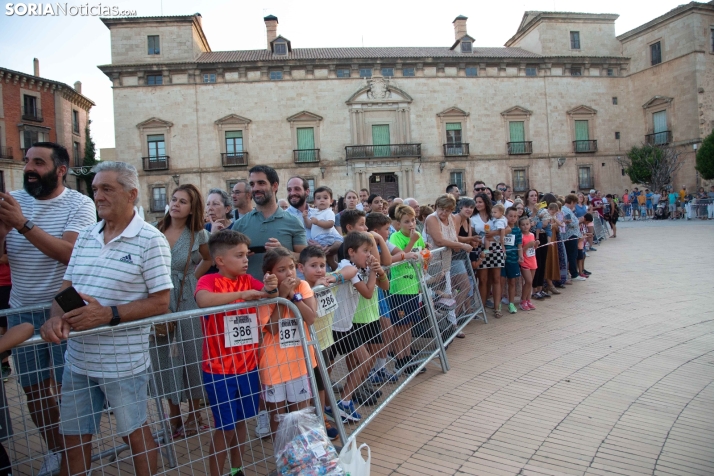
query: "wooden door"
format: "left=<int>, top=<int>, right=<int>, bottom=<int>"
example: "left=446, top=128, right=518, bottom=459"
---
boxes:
left=369, top=173, right=399, bottom=198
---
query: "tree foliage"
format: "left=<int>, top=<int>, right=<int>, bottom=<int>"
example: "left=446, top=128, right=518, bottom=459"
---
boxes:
left=82, top=119, right=97, bottom=200
left=617, top=143, right=682, bottom=192
left=695, top=130, right=714, bottom=181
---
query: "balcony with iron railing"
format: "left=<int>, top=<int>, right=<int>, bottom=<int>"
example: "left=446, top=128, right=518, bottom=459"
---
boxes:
left=0, top=147, right=13, bottom=160
left=345, top=143, right=421, bottom=160
left=22, top=107, right=43, bottom=122
left=645, top=131, right=672, bottom=146
left=573, top=140, right=597, bottom=153
left=293, top=149, right=320, bottom=163
left=507, top=141, right=533, bottom=155
left=142, top=155, right=169, bottom=171
left=443, top=143, right=470, bottom=157
left=221, top=152, right=248, bottom=167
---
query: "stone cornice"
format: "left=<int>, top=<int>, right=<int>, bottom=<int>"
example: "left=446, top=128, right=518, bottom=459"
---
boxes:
left=617, top=2, right=714, bottom=42
left=507, top=12, right=619, bottom=47
left=0, top=67, right=95, bottom=110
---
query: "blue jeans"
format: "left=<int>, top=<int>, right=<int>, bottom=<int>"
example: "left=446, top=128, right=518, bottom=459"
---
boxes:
left=564, top=238, right=580, bottom=279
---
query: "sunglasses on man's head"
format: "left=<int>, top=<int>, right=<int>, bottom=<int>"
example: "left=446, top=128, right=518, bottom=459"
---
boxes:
left=498, top=188, right=507, bottom=192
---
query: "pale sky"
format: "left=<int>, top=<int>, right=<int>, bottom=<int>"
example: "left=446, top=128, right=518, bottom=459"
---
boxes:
left=0, top=0, right=686, bottom=155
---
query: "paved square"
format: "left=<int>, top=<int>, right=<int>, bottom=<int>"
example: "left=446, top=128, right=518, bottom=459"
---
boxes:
left=360, top=219, right=714, bottom=475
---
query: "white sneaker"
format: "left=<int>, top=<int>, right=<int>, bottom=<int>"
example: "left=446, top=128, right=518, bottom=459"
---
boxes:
left=573, top=276, right=587, bottom=281
left=38, top=451, right=62, bottom=476
left=255, top=410, right=270, bottom=438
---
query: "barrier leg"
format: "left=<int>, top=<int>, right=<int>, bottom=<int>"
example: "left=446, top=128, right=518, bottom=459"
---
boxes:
left=416, top=264, right=450, bottom=374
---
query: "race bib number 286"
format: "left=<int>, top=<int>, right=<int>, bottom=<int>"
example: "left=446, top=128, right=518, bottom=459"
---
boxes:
left=316, top=288, right=338, bottom=317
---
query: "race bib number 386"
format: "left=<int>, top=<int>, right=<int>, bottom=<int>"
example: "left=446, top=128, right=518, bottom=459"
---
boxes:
left=279, top=318, right=301, bottom=349
left=224, top=313, right=259, bottom=348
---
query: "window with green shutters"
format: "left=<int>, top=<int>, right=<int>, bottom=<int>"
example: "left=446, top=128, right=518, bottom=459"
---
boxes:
left=653, top=111, right=667, bottom=144
left=296, top=127, right=317, bottom=162
left=509, top=121, right=525, bottom=154
left=372, top=124, right=390, bottom=157
left=225, top=131, right=243, bottom=157
left=574, top=120, right=589, bottom=152
left=445, top=123, right=463, bottom=155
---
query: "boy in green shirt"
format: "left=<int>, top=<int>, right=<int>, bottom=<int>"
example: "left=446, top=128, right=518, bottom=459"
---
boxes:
left=388, top=204, right=427, bottom=375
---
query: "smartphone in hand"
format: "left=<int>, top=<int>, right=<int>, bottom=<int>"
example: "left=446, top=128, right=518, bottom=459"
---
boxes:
left=54, top=286, right=86, bottom=313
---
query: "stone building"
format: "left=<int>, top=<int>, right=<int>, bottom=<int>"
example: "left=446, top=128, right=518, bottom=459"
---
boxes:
left=98, top=2, right=714, bottom=218
left=0, top=60, right=94, bottom=192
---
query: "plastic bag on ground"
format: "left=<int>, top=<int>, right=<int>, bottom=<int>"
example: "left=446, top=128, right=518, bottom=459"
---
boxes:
left=339, top=439, right=371, bottom=476
left=274, top=407, right=344, bottom=475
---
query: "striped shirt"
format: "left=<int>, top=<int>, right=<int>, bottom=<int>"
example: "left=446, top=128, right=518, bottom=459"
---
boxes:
left=6, top=188, right=96, bottom=308
left=63, top=212, right=173, bottom=378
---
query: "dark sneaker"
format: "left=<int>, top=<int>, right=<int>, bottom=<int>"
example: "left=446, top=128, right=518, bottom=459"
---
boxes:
left=1, top=363, right=11, bottom=382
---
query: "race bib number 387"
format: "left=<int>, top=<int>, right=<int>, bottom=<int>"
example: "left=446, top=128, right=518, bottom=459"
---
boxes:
left=279, top=318, right=301, bottom=348
left=224, top=313, right=259, bottom=348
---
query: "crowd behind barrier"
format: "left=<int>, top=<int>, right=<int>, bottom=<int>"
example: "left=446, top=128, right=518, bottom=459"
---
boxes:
left=0, top=143, right=659, bottom=475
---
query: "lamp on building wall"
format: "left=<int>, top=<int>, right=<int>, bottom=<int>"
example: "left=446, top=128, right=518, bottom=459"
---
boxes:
left=172, top=174, right=180, bottom=185
left=320, top=166, right=326, bottom=178
left=557, top=157, right=566, bottom=168
left=439, top=161, right=446, bottom=173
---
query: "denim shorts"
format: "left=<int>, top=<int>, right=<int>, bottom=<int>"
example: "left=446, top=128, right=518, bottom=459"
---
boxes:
left=60, top=368, right=149, bottom=437
left=8, top=309, right=66, bottom=388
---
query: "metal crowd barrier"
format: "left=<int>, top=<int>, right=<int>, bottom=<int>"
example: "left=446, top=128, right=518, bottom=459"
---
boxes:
left=0, top=298, right=319, bottom=475
left=0, top=257, right=488, bottom=473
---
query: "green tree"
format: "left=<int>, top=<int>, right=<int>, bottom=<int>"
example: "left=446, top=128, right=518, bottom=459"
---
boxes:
left=695, top=130, right=714, bottom=180
left=82, top=119, right=97, bottom=200
left=617, top=143, right=682, bottom=192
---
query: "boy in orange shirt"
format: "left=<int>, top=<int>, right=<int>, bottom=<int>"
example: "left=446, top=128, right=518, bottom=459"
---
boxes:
left=195, top=230, right=278, bottom=476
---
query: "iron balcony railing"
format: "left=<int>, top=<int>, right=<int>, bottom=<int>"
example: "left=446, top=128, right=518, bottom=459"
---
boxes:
left=293, top=149, right=320, bottom=163
left=443, top=143, right=470, bottom=157
left=645, top=131, right=672, bottom=146
left=0, top=147, right=12, bottom=160
left=507, top=141, right=533, bottom=155
left=345, top=143, right=421, bottom=160
left=573, top=140, right=597, bottom=153
left=221, top=152, right=248, bottom=167
left=22, top=107, right=43, bottom=122
left=142, top=155, right=169, bottom=171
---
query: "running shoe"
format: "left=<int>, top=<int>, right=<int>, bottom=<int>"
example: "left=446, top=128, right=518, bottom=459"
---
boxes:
left=37, top=451, right=61, bottom=476
left=337, top=400, right=361, bottom=422
left=1, top=363, right=11, bottom=382
left=508, top=303, right=517, bottom=314
left=255, top=410, right=270, bottom=438
left=369, top=368, right=398, bottom=384
left=501, top=297, right=509, bottom=305
left=520, top=302, right=530, bottom=311
left=583, top=270, right=592, bottom=275
left=324, top=416, right=339, bottom=440
left=485, top=299, right=494, bottom=309
left=589, top=247, right=597, bottom=251
left=532, top=292, right=545, bottom=300
left=526, top=301, right=537, bottom=310
left=573, top=276, right=587, bottom=281
left=579, top=273, right=589, bottom=278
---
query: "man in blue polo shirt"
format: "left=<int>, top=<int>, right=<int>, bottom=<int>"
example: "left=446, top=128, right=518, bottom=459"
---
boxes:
left=232, top=165, right=307, bottom=280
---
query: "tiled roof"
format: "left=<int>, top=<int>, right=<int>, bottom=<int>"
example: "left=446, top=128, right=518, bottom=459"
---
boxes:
left=197, top=46, right=542, bottom=63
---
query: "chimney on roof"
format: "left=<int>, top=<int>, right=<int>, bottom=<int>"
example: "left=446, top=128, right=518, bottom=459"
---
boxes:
left=453, top=15, right=468, bottom=41
left=264, top=15, right=278, bottom=49
left=74, top=81, right=82, bottom=94
left=33, top=58, right=40, bottom=77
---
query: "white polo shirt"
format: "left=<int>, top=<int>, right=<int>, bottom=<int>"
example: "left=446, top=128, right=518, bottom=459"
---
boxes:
left=63, top=212, right=172, bottom=379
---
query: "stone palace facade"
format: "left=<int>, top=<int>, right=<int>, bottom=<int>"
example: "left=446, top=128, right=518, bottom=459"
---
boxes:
left=98, top=2, right=714, bottom=217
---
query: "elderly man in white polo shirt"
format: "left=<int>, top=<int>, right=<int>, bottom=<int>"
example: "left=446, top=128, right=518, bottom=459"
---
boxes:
left=41, top=161, right=172, bottom=476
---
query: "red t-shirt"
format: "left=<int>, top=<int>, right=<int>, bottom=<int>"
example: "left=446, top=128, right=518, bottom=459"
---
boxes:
left=195, top=273, right=264, bottom=375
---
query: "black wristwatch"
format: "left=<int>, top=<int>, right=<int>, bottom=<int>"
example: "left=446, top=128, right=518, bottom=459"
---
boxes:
left=109, top=306, right=121, bottom=326
left=266, top=287, right=278, bottom=294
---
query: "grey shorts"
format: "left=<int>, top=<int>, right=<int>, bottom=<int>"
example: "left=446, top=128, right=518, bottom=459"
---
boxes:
left=60, top=368, right=149, bottom=437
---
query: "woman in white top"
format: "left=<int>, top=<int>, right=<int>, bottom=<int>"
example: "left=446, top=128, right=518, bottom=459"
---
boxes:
left=423, top=194, right=473, bottom=337
left=471, top=193, right=506, bottom=318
